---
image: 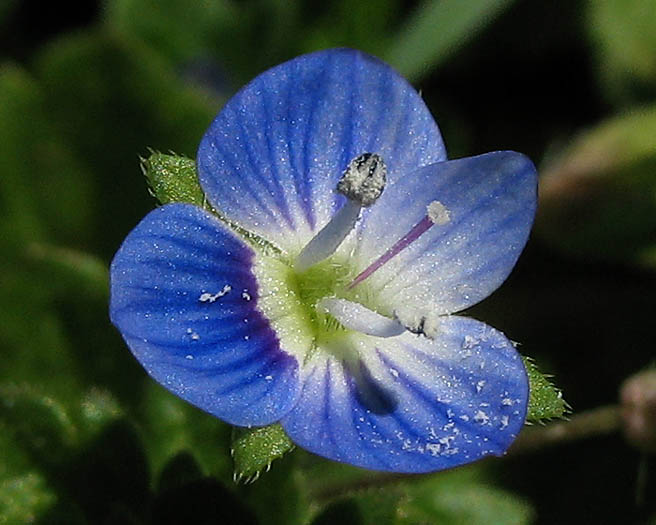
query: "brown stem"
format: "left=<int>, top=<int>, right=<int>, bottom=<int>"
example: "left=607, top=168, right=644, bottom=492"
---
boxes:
left=508, top=404, right=621, bottom=455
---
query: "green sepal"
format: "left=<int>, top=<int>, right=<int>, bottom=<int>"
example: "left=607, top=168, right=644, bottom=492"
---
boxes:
left=142, top=152, right=206, bottom=206
left=231, top=423, right=294, bottom=483
left=523, top=357, right=568, bottom=423
left=142, top=151, right=282, bottom=256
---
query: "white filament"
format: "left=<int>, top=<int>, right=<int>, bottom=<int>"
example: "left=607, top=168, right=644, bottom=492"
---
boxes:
left=317, top=297, right=406, bottom=338
left=294, top=199, right=362, bottom=272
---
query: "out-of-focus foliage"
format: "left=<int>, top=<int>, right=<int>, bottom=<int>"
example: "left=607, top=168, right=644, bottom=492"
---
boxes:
left=384, top=0, right=514, bottom=80
left=537, top=107, right=656, bottom=265
left=1, top=0, right=655, bottom=523
left=307, top=467, right=534, bottom=525
left=588, top=0, right=656, bottom=102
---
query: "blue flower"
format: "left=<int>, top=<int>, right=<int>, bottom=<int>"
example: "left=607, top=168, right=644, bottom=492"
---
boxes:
left=110, top=48, right=537, bottom=473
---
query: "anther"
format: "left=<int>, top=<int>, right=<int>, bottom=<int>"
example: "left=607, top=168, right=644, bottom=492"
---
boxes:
left=295, top=153, right=387, bottom=272
left=336, top=153, right=387, bottom=207
left=348, top=199, right=450, bottom=289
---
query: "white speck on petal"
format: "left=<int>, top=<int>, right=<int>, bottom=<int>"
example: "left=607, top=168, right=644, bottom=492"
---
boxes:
left=474, top=410, right=490, bottom=425
left=500, top=415, right=509, bottom=430
left=501, top=397, right=513, bottom=406
left=476, top=380, right=486, bottom=393
left=242, top=291, right=252, bottom=301
left=199, top=285, right=232, bottom=302
left=439, top=436, right=455, bottom=447
left=185, top=354, right=194, bottom=360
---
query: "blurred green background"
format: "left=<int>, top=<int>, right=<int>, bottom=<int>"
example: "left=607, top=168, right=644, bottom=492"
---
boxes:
left=1, top=0, right=656, bottom=523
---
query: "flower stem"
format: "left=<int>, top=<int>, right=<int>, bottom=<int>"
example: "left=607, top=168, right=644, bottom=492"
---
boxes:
left=507, top=404, right=620, bottom=454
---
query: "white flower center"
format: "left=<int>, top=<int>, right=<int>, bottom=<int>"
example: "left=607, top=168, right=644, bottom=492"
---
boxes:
left=253, top=154, right=452, bottom=360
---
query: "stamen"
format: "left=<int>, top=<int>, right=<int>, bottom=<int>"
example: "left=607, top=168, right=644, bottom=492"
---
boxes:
left=295, top=153, right=387, bottom=271
left=349, top=200, right=450, bottom=289
left=317, top=297, right=405, bottom=337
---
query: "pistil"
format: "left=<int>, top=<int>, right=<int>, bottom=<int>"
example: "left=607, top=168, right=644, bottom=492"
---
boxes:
left=349, top=200, right=450, bottom=289
left=317, top=297, right=406, bottom=338
left=295, top=153, right=386, bottom=272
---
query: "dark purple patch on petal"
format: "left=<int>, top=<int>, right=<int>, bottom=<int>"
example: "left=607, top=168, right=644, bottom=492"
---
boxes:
left=110, top=203, right=301, bottom=427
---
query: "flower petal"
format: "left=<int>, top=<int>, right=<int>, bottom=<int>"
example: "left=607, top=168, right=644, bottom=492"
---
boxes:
left=350, top=151, right=537, bottom=317
left=280, top=316, right=528, bottom=473
left=110, top=203, right=300, bottom=426
left=197, top=48, right=446, bottom=254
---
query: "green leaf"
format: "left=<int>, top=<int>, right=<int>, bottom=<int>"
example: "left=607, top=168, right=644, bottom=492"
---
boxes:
left=156, top=452, right=204, bottom=494
left=311, top=489, right=404, bottom=525
left=311, top=499, right=365, bottom=525
left=76, top=388, right=124, bottom=441
left=63, top=420, right=150, bottom=523
left=143, top=152, right=206, bottom=206
left=587, top=0, right=656, bottom=100
left=239, top=452, right=309, bottom=525
left=0, top=0, right=18, bottom=25
left=152, top=476, right=259, bottom=525
left=36, top=31, right=218, bottom=160
left=231, top=424, right=295, bottom=483
left=0, top=383, right=77, bottom=466
left=26, top=243, right=109, bottom=300
left=0, top=65, right=94, bottom=245
left=308, top=467, right=535, bottom=525
left=398, top=471, right=535, bottom=525
left=139, top=382, right=233, bottom=481
left=34, top=31, right=220, bottom=257
left=536, top=107, right=656, bottom=265
left=0, top=472, right=56, bottom=524
left=523, top=357, right=567, bottom=423
left=383, top=0, right=515, bottom=81
left=301, top=0, right=401, bottom=59
left=105, top=0, right=238, bottom=66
